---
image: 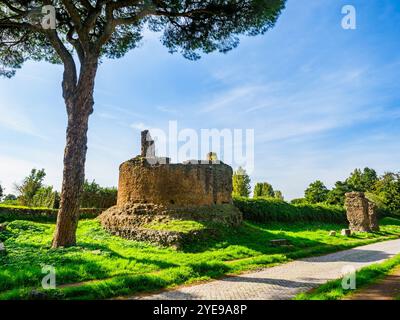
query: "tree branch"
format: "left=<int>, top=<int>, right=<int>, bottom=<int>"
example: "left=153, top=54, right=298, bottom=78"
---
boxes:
left=61, top=0, right=83, bottom=28
left=1, top=0, right=27, bottom=15
left=45, top=29, right=78, bottom=100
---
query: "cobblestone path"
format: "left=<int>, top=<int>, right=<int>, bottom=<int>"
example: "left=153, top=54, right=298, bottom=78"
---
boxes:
left=131, top=239, right=400, bottom=300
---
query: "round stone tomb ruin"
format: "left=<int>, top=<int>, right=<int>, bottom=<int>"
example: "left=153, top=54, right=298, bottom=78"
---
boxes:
left=99, top=130, right=242, bottom=247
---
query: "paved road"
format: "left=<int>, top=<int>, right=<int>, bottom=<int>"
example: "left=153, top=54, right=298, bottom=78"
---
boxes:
left=132, top=239, right=400, bottom=300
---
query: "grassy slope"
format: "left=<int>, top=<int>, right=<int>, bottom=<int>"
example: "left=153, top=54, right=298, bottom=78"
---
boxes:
left=295, top=252, right=400, bottom=300
left=143, top=220, right=208, bottom=233
left=1, top=217, right=400, bottom=300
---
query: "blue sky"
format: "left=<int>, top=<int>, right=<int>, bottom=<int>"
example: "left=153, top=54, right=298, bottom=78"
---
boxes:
left=1, top=0, right=400, bottom=200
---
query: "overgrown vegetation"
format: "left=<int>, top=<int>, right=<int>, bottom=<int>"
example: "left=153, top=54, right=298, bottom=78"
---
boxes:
left=233, top=197, right=346, bottom=224
left=80, top=180, right=117, bottom=209
left=1, top=217, right=399, bottom=300
left=295, top=249, right=400, bottom=300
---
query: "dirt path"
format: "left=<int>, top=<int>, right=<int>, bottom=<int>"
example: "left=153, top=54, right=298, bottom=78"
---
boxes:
left=346, top=266, right=400, bottom=300
left=124, top=239, right=400, bottom=300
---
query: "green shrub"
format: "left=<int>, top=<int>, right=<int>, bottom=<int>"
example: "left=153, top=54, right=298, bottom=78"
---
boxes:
left=80, top=180, right=117, bottom=209
left=290, top=198, right=308, bottom=205
left=31, top=186, right=60, bottom=209
left=232, top=167, right=251, bottom=197
left=233, top=197, right=346, bottom=224
left=0, top=204, right=102, bottom=223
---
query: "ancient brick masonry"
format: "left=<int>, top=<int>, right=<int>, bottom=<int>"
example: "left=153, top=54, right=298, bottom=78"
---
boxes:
left=345, top=192, right=379, bottom=233
left=117, top=159, right=233, bottom=207
left=99, top=130, right=242, bottom=247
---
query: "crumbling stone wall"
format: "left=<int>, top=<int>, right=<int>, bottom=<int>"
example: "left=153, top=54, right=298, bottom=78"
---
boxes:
left=368, top=201, right=380, bottom=232
left=345, top=192, right=379, bottom=232
left=117, top=157, right=233, bottom=208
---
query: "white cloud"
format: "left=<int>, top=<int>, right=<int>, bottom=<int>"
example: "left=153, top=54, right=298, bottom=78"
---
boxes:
left=0, top=102, right=46, bottom=139
left=199, top=85, right=271, bottom=113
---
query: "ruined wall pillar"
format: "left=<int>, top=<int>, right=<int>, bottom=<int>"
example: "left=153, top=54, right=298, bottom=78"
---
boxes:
left=344, top=192, right=371, bottom=232
left=368, top=201, right=380, bottom=232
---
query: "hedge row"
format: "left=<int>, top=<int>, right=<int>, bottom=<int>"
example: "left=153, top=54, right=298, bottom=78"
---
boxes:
left=233, top=197, right=347, bottom=224
left=0, top=199, right=348, bottom=224
left=0, top=204, right=103, bottom=223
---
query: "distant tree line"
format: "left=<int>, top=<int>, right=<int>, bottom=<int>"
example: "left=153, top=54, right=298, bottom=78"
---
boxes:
left=0, top=169, right=116, bottom=209
left=232, top=167, right=284, bottom=201
left=292, top=167, right=400, bottom=215
left=232, top=166, right=400, bottom=216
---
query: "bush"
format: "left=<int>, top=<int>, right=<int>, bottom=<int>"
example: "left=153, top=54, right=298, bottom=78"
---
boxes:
left=233, top=196, right=347, bottom=224
left=0, top=204, right=102, bottom=223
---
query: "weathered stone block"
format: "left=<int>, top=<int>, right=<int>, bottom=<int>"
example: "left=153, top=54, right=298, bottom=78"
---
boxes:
left=341, top=229, right=351, bottom=236
left=270, top=239, right=290, bottom=246
left=345, top=192, right=371, bottom=232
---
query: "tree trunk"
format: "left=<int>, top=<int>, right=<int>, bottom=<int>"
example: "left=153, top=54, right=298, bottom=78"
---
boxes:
left=52, top=58, right=98, bottom=248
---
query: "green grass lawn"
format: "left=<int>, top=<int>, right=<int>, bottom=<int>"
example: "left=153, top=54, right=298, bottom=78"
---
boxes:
left=143, top=219, right=208, bottom=233
left=294, top=252, right=400, bottom=300
left=1, top=217, right=400, bottom=300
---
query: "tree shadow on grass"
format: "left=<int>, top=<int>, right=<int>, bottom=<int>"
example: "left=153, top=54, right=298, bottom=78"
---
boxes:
left=181, top=221, right=337, bottom=255
left=0, top=239, right=179, bottom=294
left=179, top=220, right=396, bottom=265
left=76, top=241, right=178, bottom=269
